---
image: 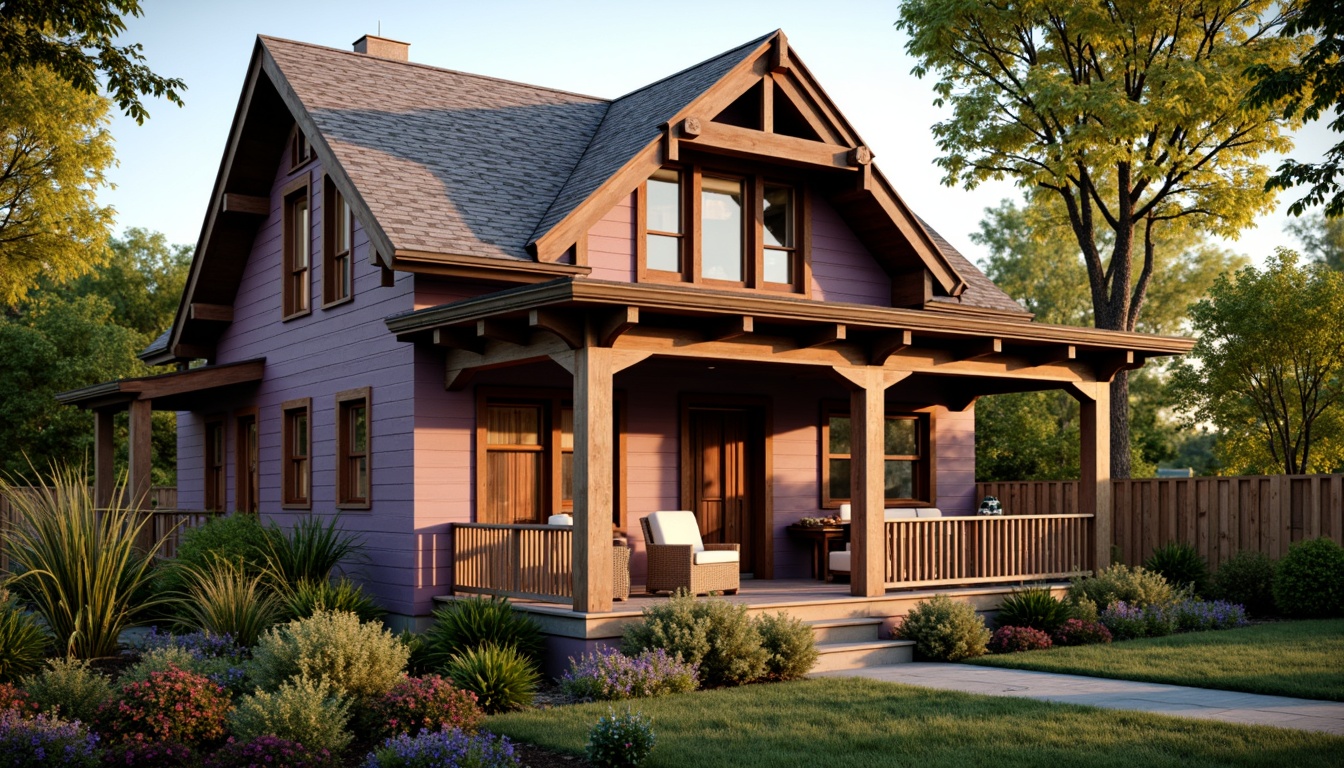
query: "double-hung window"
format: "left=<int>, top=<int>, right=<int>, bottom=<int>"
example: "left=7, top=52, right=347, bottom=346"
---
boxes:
left=282, top=398, right=311, bottom=509
left=323, top=176, right=354, bottom=306
left=821, top=406, right=932, bottom=508
left=282, top=177, right=311, bottom=319
left=336, top=388, right=371, bottom=509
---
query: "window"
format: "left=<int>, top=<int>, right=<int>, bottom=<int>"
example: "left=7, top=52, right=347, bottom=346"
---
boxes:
left=323, top=176, right=354, bottom=306
left=235, top=410, right=259, bottom=514
left=282, top=398, right=311, bottom=509
left=820, top=406, right=932, bottom=508
left=282, top=177, right=311, bottom=319
left=204, top=419, right=226, bottom=511
left=290, top=126, right=313, bottom=169
left=337, top=388, right=371, bottom=509
left=638, top=166, right=806, bottom=292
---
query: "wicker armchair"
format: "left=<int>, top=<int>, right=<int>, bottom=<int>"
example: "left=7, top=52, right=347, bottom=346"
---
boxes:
left=640, top=511, right=739, bottom=596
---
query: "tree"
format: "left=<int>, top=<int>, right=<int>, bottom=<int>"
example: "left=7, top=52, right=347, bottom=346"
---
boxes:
left=898, top=0, right=1304, bottom=477
left=0, top=0, right=185, bottom=124
left=0, top=65, right=115, bottom=309
left=1286, top=212, right=1344, bottom=269
left=1246, top=0, right=1344, bottom=218
left=1170, top=249, right=1344, bottom=474
left=56, top=227, right=190, bottom=337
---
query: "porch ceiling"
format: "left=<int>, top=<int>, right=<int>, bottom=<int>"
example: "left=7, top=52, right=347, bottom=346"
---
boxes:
left=55, top=359, right=266, bottom=412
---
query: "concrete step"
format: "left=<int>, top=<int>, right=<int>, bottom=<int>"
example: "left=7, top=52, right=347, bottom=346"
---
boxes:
left=811, top=639, right=915, bottom=673
left=808, top=617, right=885, bottom=644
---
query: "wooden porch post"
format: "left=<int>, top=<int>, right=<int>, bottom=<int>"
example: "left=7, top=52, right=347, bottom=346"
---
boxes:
left=850, top=370, right=885, bottom=597
left=128, top=399, right=153, bottom=509
left=572, top=345, right=614, bottom=613
left=94, top=408, right=116, bottom=508
left=1075, top=382, right=1113, bottom=571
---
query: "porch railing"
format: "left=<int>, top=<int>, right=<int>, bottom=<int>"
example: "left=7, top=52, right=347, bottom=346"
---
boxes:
left=452, top=523, right=573, bottom=603
left=885, top=514, right=1094, bottom=589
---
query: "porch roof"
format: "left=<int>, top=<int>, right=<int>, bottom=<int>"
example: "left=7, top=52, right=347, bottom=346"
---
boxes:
left=55, top=359, right=266, bottom=412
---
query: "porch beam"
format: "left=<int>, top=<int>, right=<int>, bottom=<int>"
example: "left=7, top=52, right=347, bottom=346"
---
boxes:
left=433, top=327, right=485, bottom=354
left=708, top=315, right=753, bottom=342
left=599, top=306, right=639, bottom=347
left=128, top=399, right=153, bottom=510
left=476, top=319, right=529, bottom=347
left=870, top=329, right=913, bottom=366
left=529, top=309, right=584, bottom=350
left=798, top=323, right=845, bottom=349
left=956, top=337, right=1002, bottom=362
left=1072, top=381, right=1113, bottom=572
left=94, top=409, right=116, bottom=508
left=1033, top=344, right=1077, bottom=366
left=571, top=344, right=614, bottom=613
left=1096, top=350, right=1142, bottom=382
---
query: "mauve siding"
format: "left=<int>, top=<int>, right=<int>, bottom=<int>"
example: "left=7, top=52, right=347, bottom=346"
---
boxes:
left=808, top=196, right=892, bottom=306
left=935, top=404, right=976, bottom=515
left=177, top=147, right=420, bottom=615
left=586, top=191, right=635, bottom=282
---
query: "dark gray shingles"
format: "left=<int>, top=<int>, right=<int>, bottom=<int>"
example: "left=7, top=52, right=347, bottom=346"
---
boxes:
left=140, top=328, right=171, bottom=359
left=919, top=220, right=1032, bottom=316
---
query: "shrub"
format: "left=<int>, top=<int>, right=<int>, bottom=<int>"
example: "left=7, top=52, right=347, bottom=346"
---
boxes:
left=250, top=610, right=408, bottom=700
left=1142, top=603, right=1177, bottom=637
left=202, top=735, right=334, bottom=768
left=755, top=612, right=818, bottom=681
left=260, top=516, right=363, bottom=587
left=0, top=593, right=49, bottom=682
left=100, top=735, right=193, bottom=767
left=1098, top=601, right=1177, bottom=640
left=172, top=556, right=283, bottom=647
left=1067, top=564, right=1176, bottom=613
left=21, top=658, right=113, bottom=724
left=228, top=676, right=352, bottom=755
left=424, top=597, right=544, bottom=669
left=361, top=726, right=518, bottom=768
left=0, top=710, right=100, bottom=768
left=560, top=648, right=698, bottom=702
left=621, top=593, right=768, bottom=687
left=1171, top=599, right=1249, bottom=632
left=126, top=636, right=250, bottom=698
left=994, top=588, right=1071, bottom=633
left=363, top=674, right=484, bottom=739
left=988, top=625, right=1052, bottom=653
left=1, top=466, right=168, bottom=659
left=897, top=595, right=989, bottom=661
left=1051, top=619, right=1112, bottom=646
left=1211, top=551, right=1277, bottom=617
left=398, top=631, right=434, bottom=677
left=1273, top=537, right=1344, bottom=618
left=1143, top=542, right=1211, bottom=597
left=284, top=578, right=384, bottom=623
left=97, top=666, right=230, bottom=746
left=586, top=709, right=655, bottom=768
left=443, top=644, right=539, bottom=714
left=0, top=682, right=39, bottom=716
left=162, top=514, right=270, bottom=595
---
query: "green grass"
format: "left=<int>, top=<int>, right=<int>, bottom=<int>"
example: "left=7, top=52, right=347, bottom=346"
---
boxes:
left=489, top=678, right=1343, bottom=768
left=971, top=619, right=1344, bottom=701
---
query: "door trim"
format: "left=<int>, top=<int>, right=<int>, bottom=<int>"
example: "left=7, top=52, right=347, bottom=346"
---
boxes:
left=679, top=394, right=773, bottom=579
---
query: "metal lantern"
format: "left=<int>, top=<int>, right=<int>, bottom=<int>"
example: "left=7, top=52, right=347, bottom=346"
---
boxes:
left=978, top=496, right=1003, bottom=515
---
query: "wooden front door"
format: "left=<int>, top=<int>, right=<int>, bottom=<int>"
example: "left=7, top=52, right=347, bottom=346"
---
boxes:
left=688, top=408, right=761, bottom=574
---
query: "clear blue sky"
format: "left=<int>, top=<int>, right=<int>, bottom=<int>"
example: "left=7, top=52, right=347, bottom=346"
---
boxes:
left=104, top=0, right=1335, bottom=268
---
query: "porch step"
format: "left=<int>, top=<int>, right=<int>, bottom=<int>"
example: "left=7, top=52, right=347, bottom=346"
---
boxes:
left=807, top=617, right=885, bottom=644
left=811, top=639, right=915, bottom=673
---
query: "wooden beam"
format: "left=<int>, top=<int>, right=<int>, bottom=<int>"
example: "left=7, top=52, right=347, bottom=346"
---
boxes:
left=220, top=193, right=269, bottom=216
left=1073, top=381, right=1112, bottom=571
left=529, top=309, right=584, bottom=349
left=798, top=323, right=845, bottom=349
left=598, top=306, right=639, bottom=347
left=678, top=120, right=857, bottom=171
left=572, top=345, right=615, bottom=613
left=433, top=327, right=485, bottom=354
left=680, top=116, right=702, bottom=138
left=1033, top=344, right=1077, bottom=367
left=1096, top=350, right=1141, bottom=381
left=956, top=337, right=1002, bottom=362
left=890, top=270, right=931, bottom=309
left=770, top=31, right=790, bottom=73
left=847, top=146, right=873, bottom=166
left=772, top=72, right=844, bottom=145
left=171, top=343, right=214, bottom=361
left=761, top=74, right=774, bottom=133
left=189, top=303, right=233, bottom=322
left=849, top=368, right=885, bottom=597
left=870, top=329, right=913, bottom=366
left=708, top=315, right=754, bottom=342
left=444, top=366, right=478, bottom=392
left=128, top=399, right=152, bottom=511
left=95, top=409, right=115, bottom=509
left=475, top=319, right=529, bottom=347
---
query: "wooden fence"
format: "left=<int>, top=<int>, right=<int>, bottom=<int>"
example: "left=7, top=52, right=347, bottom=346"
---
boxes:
left=885, top=514, right=1094, bottom=588
left=452, top=523, right=574, bottom=603
left=977, top=475, right=1344, bottom=569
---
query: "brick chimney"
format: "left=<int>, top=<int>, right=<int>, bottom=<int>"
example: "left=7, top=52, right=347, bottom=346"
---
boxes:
left=353, top=34, right=409, bottom=61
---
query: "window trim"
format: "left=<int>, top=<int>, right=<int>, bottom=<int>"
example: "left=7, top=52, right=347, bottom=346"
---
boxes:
left=289, top=125, right=314, bottom=171
left=322, top=175, right=355, bottom=309
left=204, top=417, right=226, bottom=512
left=281, top=397, right=312, bottom=510
left=819, top=402, right=935, bottom=509
left=281, top=175, right=312, bottom=320
left=336, top=387, right=372, bottom=510
left=235, top=408, right=259, bottom=515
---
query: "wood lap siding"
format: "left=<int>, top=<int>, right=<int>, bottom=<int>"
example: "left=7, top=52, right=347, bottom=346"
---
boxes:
left=586, top=191, right=636, bottom=281
left=808, top=195, right=891, bottom=306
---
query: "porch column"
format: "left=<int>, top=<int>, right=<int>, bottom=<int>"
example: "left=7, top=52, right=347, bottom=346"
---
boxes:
left=94, top=408, right=116, bottom=508
left=571, top=345, right=614, bottom=613
left=1074, top=382, right=1113, bottom=571
left=128, top=398, right=153, bottom=509
left=850, top=369, right=886, bottom=597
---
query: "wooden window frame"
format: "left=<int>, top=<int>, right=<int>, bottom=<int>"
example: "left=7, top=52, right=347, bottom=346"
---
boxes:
left=336, top=387, right=372, bottom=510
left=289, top=125, right=314, bottom=171
left=636, top=164, right=810, bottom=296
left=204, top=417, right=226, bottom=512
left=819, top=401, right=935, bottom=509
left=281, top=175, right=312, bottom=320
left=235, top=408, right=259, bottom=515
left=282, top=397, right=312, bottom=510
left=475, top=387, right=626, bottom=529
left=322, top=175, right=355, bottom=308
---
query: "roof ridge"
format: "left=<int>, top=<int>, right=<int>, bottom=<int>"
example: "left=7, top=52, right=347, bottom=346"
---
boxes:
left=258, top=34, right=610, bottom=104
left=608, top=30, right=777, bottom=104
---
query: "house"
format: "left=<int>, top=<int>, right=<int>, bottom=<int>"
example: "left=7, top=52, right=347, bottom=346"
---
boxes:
left=58, top=31, right=1192, bottom=651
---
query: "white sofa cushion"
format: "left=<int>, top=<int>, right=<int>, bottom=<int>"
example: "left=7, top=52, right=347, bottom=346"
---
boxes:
left=915, top=508, right=943, bottom=518
left=884, top=508, right=918, bottom=520
left=547, top=514, right=573, bottom=526
left=646, top=511, right=705, bottom=552
left=828, top=550, right=851, bottom=573
left=693, top=549, right=739, bottom=565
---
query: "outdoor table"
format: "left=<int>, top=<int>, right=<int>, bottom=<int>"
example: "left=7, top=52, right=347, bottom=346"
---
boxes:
left=787, top=523, right=850, bottom=581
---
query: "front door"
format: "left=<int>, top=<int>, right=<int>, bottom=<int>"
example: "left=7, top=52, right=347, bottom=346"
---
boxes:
left=688, top=407, right=762, bottom=574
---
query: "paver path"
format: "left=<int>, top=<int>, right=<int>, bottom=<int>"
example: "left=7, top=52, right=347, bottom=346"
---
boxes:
left=817, top=662, right=1344, bottom=735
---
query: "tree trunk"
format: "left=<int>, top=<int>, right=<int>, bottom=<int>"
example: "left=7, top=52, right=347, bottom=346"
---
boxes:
left=1110, top=371, right=1131, bottom=478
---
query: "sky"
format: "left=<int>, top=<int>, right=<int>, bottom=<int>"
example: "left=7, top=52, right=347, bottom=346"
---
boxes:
left=102, top=0, right=1336, bottom=269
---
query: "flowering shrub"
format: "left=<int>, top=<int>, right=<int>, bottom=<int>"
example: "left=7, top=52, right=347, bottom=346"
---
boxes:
left=560, top=649, right=698, bottom=702
left=100, top=734, right=193, bottom=767
left=621, top=594, right=767, bottom=687
left=586, top=709, right=655, bottom=768
left=136, top=629, right=247, bottom=661
left=1099, top=601, right=1149, bottom=641
left=0, top=682, right=39, bottom=715
left=0, top=709, right=100, bottom=768
left=361, top=726, right=518, bottom=768
left=228, top=676, right=351, bottom=755
left=1068, top=565, right=1176, bottom=612
left=1141, top=602, right=1177, bottom=637
left=896, top=595, right=990, bottom=661
left=250, top=611, right=408, bottom=700
left=988, top=625, right=1052, bottom=653
left=21, top=658, right=114, bottom=724
left=97, top=667, right=230, bottom=746
left=1051, top=619, right=1112, bottom=646
left=131, top=631, right=250, bottom=697
left=1171, top=600, right=1249, bottom=632
left=202, top=736, right=334, bottom=768
left=364, top=675, right=484, bottom=739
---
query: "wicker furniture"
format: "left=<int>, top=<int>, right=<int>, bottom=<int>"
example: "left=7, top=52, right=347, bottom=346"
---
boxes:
left=613, top=540, right=631, bottom=601
left=640, top=511, right=740, bottom=596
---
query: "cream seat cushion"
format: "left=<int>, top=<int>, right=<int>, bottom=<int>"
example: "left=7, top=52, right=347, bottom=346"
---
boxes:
left=916, top=508, right=944, bottom=518
left=829, top=544, right=851, bottom=574
left=645, top=511, right=705, bottom=551
left=693, top=550, right=740, bottom=565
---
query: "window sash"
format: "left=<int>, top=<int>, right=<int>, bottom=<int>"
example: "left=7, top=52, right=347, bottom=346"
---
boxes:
left=822, top=411, right=927, bottom=506
left=338, top=393, right=370, bottom=507
left=282, top=402, right=311, bottom=508
left=283, top=186, right=311, bottom=317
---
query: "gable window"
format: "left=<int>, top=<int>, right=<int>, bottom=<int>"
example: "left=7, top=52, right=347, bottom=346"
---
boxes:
left=290, top=127, right=313, bottom=169
left=323, top=176, right=354, bottom=307
left=282, top=398, right=311, bottom=509
left=282, top=177, right=311, bottom=319
left=820, top=406, right=932, bottom=508
left=204, top=419, right=226, bottom=512
left=336, top=388, right=371, bottom=509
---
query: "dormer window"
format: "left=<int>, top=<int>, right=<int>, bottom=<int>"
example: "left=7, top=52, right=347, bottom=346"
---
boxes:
left=637, top=166, right=807, bottom=294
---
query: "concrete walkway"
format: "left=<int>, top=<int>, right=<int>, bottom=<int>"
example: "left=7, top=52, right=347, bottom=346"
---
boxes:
left=817, top=663, right=1344, bottom=736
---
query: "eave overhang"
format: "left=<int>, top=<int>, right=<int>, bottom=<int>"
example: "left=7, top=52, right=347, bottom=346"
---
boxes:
left=56, top=360, right=266, bottom=412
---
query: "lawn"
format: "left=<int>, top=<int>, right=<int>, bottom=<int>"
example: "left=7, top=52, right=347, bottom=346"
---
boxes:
left=970, top=619, right=1344, bottom=701
left=489, top=677, right=1343, bottom=768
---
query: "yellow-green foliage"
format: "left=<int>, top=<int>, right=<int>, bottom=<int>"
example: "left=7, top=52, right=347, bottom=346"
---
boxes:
left=621, top=592, right=768, bottom=687
left=173, top=555, right=282, bottom=647
left=756, top=612, right=818, bottom=681
left=21, top=658, right=113, bottom=724
left=229, top=676, right=352, bottom=754
left=899, top=595, right=990, bottom=662
left=250, top=610, right=408, bottom=699
left=1068, top=564, right=1176, bottom=612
